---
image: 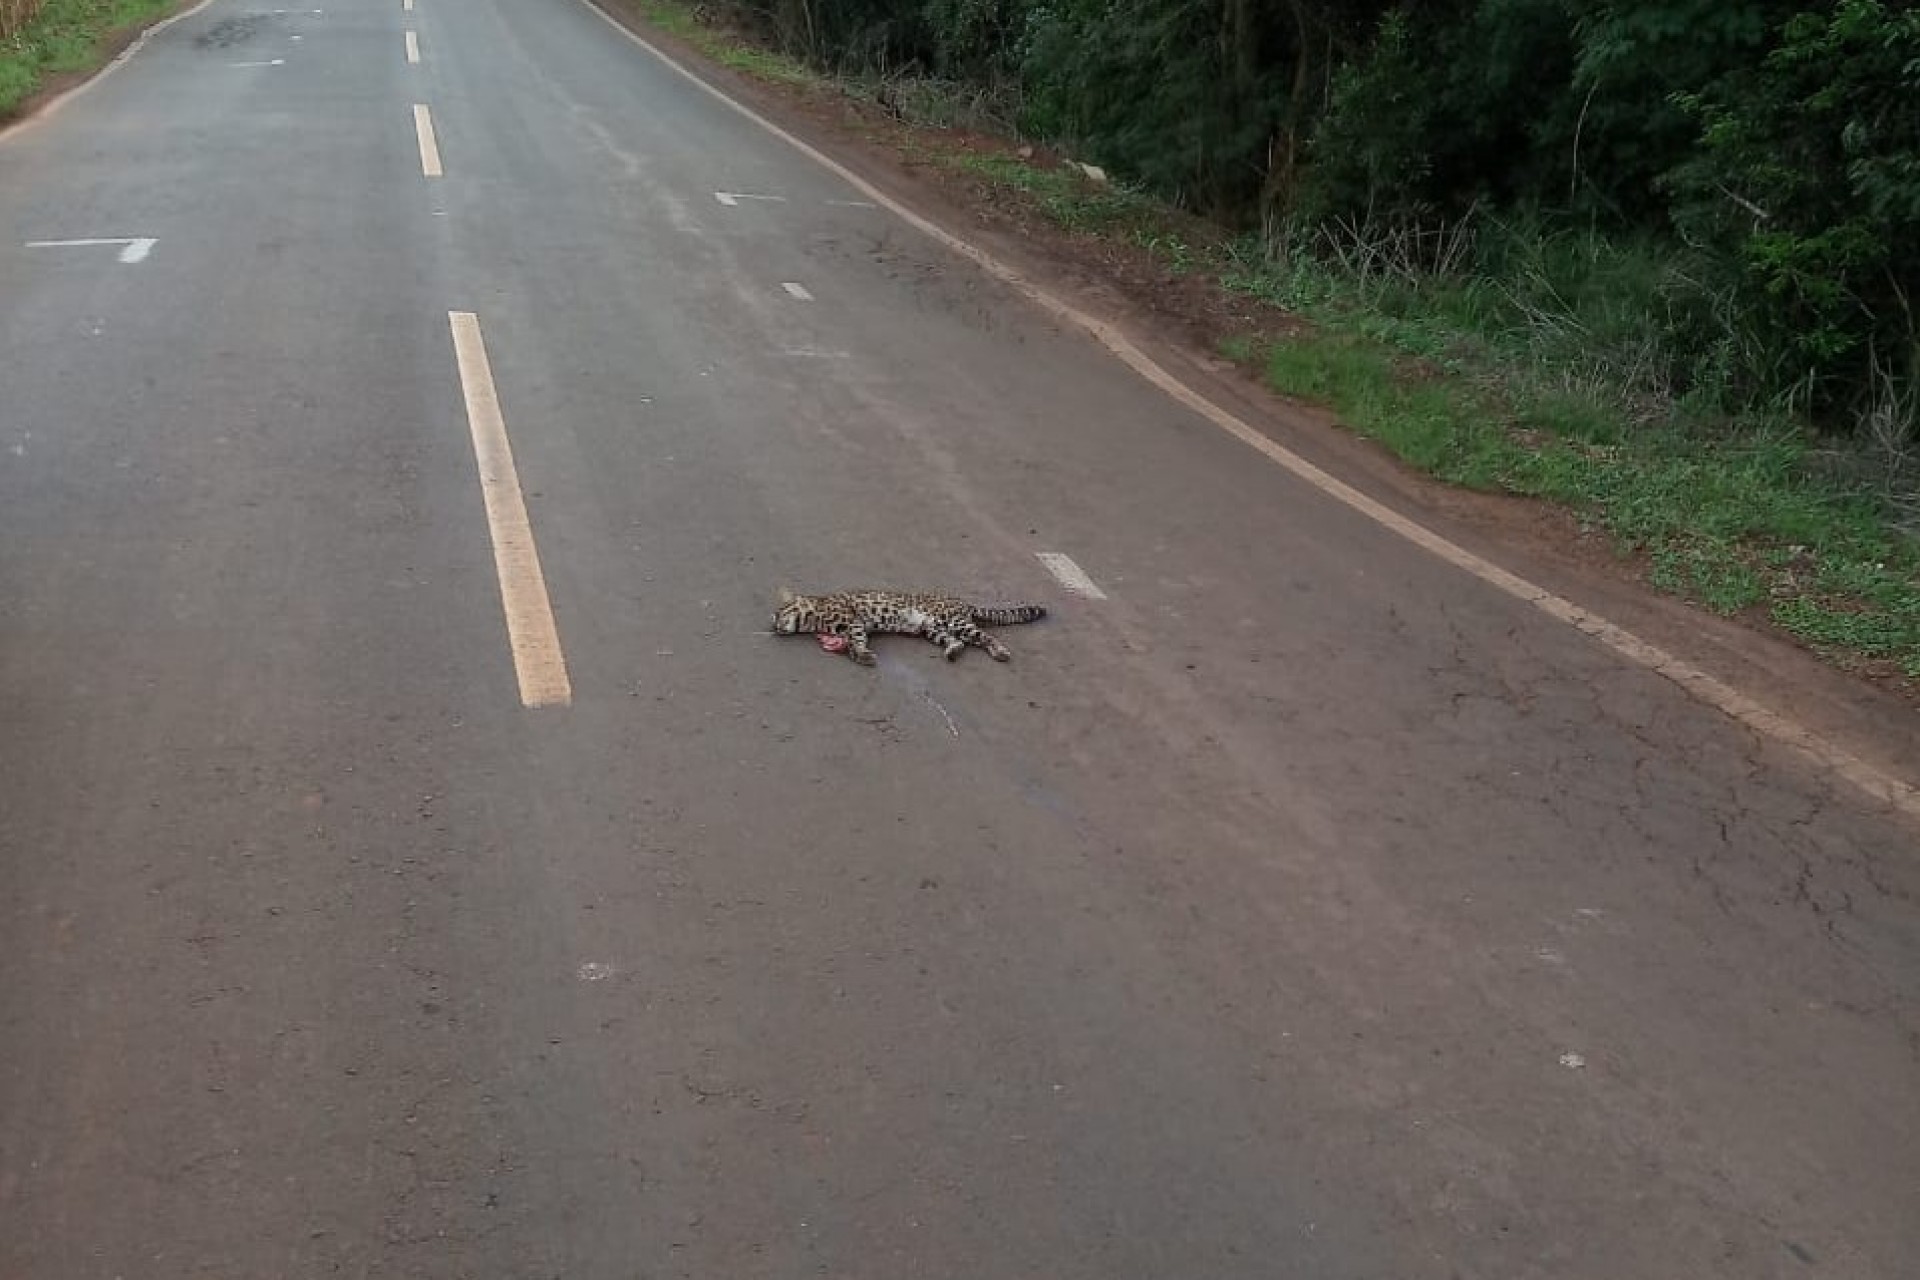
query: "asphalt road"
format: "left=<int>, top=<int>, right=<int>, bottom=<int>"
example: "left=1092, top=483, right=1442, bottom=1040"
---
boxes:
left=1, top=1, right=1916, bottom=1277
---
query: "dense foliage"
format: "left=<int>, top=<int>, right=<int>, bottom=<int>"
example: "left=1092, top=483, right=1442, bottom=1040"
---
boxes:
left=716, top=0, right=1919, bottom=434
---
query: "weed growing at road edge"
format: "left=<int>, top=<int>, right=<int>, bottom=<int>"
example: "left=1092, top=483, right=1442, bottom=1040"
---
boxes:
left=0, top=0, right=175, bottom=118
left=622, top=0, right=1920, bottom=684
left=629, top=0, right=816, bottom=87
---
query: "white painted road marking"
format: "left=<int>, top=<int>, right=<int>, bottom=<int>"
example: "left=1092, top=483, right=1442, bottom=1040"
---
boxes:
left=0, top=0, right=220, bottom=145
left=1036, top=553, right=1108, bottom=600
left=25, top=237, right=156, bottom=263
left=405, top=30, right=419, bottom=63
left=412, top=103, right=442, bottom=177
left=713, top=191, right=785, bottom=207
left=448, top=312, right=573, bottom=709
left=781, top=282, right=814, bottom=301
left=403, top=0, right=413, bottom=9
left=576, top=0, right=1919, bottom=824
left=229, top=58, right=286, bottom=67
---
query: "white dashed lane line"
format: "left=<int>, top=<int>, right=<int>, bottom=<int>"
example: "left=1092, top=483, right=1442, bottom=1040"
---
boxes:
left=713, top=191, right=786, bottom=207
left=405, top=30, right=420, bottom=64
left=1036, top=553, right=1108, bottom=600
left=781, top=282, right=813, bottom=301
left=571, top=0, right=1920, bottom=824
left=413, top=103, right=442, bottom=177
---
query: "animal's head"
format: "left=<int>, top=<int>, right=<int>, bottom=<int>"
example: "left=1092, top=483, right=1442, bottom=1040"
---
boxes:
left=772, top=587, right=816, bottom=635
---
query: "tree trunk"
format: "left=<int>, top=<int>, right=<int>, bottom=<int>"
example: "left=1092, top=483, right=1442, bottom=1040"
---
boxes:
left=1261, top=0, right=1317, bottom=228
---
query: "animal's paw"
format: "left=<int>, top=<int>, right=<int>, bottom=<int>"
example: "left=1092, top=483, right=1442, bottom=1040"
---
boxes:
left=852, top=650, right=877, bottom=666
left=817, top=633, right=850, bottom=654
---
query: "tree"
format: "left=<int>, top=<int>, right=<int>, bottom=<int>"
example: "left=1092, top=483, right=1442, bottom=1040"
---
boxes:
left=1668, top=0, right=1920, bottom=409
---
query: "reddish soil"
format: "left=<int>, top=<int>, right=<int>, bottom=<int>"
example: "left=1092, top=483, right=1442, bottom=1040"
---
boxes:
left=20, top=0, right=1910, bottom=747
left=0, top=0, right=193, bottom=132
left=597, top=3, right=1920, bottom=728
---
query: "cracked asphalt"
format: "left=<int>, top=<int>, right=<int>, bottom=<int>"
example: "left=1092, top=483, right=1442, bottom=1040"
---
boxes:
left=0, top=0, right=1915, bottom=1276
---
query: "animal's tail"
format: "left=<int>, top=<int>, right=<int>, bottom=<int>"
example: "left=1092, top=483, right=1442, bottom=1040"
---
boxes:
left=972, top=603, right=1047, bottom=626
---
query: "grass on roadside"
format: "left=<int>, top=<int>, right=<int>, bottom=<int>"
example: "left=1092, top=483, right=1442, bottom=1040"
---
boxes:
left=941, top=155, right=1920, bottom=675
left=0, top=0, right=175, bottom=118
left=1233, top=322, right=1920, bottom=668
left=1221, top=229, right=1920, bottom=676
left=626, top=0, right=817, bottom=86
left=626, top=0, right=1920, bottom=681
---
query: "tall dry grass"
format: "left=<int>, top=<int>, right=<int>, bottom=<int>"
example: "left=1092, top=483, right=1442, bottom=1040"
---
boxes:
left=1, top=0, right=47, bottom=39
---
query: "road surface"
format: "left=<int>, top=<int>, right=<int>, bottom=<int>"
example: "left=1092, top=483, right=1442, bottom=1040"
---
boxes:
left=1, top=1, right=1915, bottom=1276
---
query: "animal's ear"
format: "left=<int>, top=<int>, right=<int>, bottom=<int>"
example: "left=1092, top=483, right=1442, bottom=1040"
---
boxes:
left=776, top=587, right=796, bottom=605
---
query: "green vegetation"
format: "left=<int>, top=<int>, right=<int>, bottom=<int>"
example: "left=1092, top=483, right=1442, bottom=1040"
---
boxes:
left=656, top=2, right=1920, bottom=675
left=0, top=0, right=176, bottom=117
left=1212, top=216, right=1919, bottom=669
left=939, top=141, right=1920, bottom=671
left=631, top=0, right=818, bottom=84
left=1248, top=323, right=1917, bottom=657
left=941, top=150, right=1164, bottom=237
left=690, top=1, right=1918, bottom=423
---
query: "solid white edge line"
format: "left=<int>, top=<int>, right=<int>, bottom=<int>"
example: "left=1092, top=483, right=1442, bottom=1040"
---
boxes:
left=413, top=102, right=442, bottom=177
left=1036, top=553, right=1108, bottom=601
left=448, top=312, right=572, bottom=708
left=571, top=0, right=1920, bottom=825
left=0, top=0, right=224, bottom=143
